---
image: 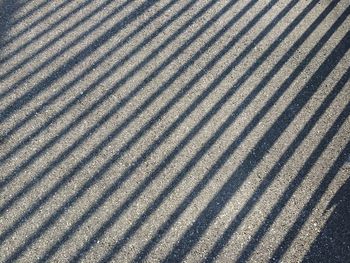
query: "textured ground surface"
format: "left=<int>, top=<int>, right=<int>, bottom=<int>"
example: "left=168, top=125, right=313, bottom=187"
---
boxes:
left=0, top=0, right=349, bottom=262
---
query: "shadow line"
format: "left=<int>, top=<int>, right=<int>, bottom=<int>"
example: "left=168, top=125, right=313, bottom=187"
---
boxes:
left=0, top=0, right=135, bottom=97
left=163, top=23, right=350, bottom=263
left=302, top=154, right=350, bottom=263
left=0, top=0, right=219, bottom=216
left=7, top=0, right=52, bottom=29
left=0, top=0, right=131, bottom=80
left=205, top=66, right=350, bottom=262
left=269, top=107, right=350, bottom=262
left=0, top=0, right=21, bottom=53
left=6, top=0, right=253, bottom=259
left=2, top=0, right=244, bottom=260
left=0, top=0, right=183, bottom=178
left=132, top=1, right=344, bottom=261
left=0, top=0, right=155, bottom=119
left=65, top=0, right=326, bottom=262
left=14, top=0, right=282, bottom=260
left=62, top=0, right=296, bottom=260
left=0, top=0, right=80, bottom=58
left=1, top=1, right=347, bottom=262
left=238, top=100, right=350, bottom=263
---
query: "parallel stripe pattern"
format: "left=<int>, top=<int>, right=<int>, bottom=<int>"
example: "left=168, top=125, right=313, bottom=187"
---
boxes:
left=0, top=0, right=349, bottom=262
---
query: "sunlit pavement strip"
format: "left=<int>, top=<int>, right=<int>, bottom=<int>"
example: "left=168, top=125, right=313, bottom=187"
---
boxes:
left=0, top=0, right=349, bottom=262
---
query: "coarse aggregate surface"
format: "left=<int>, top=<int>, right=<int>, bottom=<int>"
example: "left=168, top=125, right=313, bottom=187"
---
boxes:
left=0, top=0, right=349, bottom=262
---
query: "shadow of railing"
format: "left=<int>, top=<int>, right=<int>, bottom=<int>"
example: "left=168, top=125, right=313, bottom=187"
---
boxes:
left=0, top=0, right=134, bottom=82
left=205, top=66, right=350, bottom=262
left=0, top=0, right=83, bottom=59
left=1, top=0, right=256, bottom=260
left=63, top=0, right=299, bottom=260
left=236, top=99, right=350, bottom=263
left=0, top=0, right=231, bottom=222
left=0, top=0, right=349, bottom=262
left=0, top=0, right=185, bottom=166
left=0, top=0, right=153, bottom=117
left=7, top=0, right=52, bottom=30
left=0, top=0, right=193, bottom=187
left=302, top=159, right=350, bottom=263
left=93, top=0, right=339, bottom=261
left=0, top=0, right=21, bottom=54
left=162, top=28, right=350, bottom=263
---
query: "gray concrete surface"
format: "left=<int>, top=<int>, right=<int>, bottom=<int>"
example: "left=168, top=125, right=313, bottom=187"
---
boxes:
left=0, top=0, right=349, bottom=262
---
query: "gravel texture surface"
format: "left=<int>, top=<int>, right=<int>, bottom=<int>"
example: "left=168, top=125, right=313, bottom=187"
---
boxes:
left=0, top=0, right=349, bottom=262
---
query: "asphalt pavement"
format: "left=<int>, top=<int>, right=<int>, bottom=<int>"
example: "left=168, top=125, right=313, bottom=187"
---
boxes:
left=0, top=0, right=349, bottom=262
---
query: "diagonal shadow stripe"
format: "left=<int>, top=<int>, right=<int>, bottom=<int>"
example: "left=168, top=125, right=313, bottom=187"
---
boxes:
left=162, top=26, right=350, bottom=263
left=0, top=0, right=157, bottom=121
left=0, top=0, right=136, bottom=97
left=0, top=0, right=132, bottom=79
left=73, top=0, right=298, bottom=260
left=204, top=66, right=350, bottom=262
left=42, top=0, right=291, bottom=261
left=0, top=0, right=22, bottom=51
left=2, top=1, right=253, bottom=258
left=267, top=105, right=350, bottom=262
left=6, top=1, right=282, bottom=262
left=0, top=0, right=186, bottom=174
left=0, top=0, right=187, bottom=164
left=0, top=1, right=344, bottom=260
left=69, top=0, right=328, bottom=262
left=1, top=0, right=244, bottom=260
left=123, top=1, right=345, bottom=261
left=0, top=0, right=77, bottom=56
left=0, top=0, right=221, bottom=215
left=7, top=0, right=52, bottom=29
left=301, top=148, right=350, bottom=263
left=237, top=99, right=350, bottom=263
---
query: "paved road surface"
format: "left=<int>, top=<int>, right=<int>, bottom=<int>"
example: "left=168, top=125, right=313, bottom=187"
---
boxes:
left=0, top=0, right=349, bottom=262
